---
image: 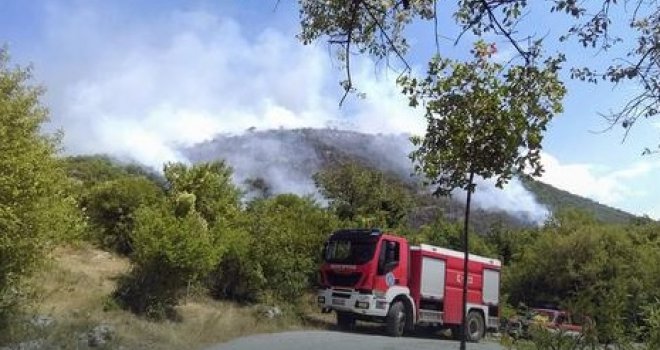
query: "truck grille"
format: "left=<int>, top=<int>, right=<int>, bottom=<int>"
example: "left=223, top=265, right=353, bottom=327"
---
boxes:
left=326, top=272, right=362, bottom=287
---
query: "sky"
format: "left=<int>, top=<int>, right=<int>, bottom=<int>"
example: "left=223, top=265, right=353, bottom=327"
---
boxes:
left=1, top=0, right=659, bottom=218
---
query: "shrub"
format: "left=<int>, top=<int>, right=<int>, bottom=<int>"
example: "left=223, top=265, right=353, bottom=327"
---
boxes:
left=114, top=204, right=219, bottom=319
left=642, top=302, right=660, bottom=349
left=506, top=324, right=598, bottom=350
left=84, top=177, right=164, bottom=254
left=208, top=224, right=264, bottom=302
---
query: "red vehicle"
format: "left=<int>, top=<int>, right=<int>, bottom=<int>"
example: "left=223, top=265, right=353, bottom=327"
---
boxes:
left=317, top=229, right=502, bottom=342
left=507, top=308, right=585, bottom=338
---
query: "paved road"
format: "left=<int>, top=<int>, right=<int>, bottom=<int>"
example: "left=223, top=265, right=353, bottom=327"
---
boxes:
left=209, top=331, right=504, bottom=350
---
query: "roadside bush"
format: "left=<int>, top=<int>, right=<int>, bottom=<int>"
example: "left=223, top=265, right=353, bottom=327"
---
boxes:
left=208, top=223, right=264, bottom=302
left=113, top=204, right=219, bottom=320
left=504, top=211, right=652, bottom=344
left=85, top=177, right=164, bottom=254
left=641, top=302, right=660, bottom=349
left=503, top=324, right=598, bottom=350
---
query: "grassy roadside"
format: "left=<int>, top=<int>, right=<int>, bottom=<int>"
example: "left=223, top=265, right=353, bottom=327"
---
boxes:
left=3, top=244, right=331, bottom=350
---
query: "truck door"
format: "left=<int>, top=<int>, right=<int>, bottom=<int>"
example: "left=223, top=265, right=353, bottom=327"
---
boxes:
left=374, top=239, right=406, bottom=290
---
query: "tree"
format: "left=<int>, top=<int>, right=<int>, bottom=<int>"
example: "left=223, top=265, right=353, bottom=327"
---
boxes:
left=0, top=49, right=83, bottom=329
left=209, top=194, right=340, bottom=302
left=313, top=163, right=413, bottom=228
left=398, top=41, right=565, bottom=349
left=113, top=161, right=242, bottom=319
left=63, top=155, right=164, bottom=189
left=401, top=215, right=496, bottom=257
left=298, top=0, right=659, bottom=150
left=164, top=161, right=241, bottom=226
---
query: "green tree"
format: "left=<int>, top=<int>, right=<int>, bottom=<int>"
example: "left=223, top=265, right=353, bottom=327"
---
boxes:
left=483, top=223, right=537, bottom=266
left=164, top=161, right=241, bottom=226
left=85, top=177, right=164, bottom=254
left=64, top=155, right=165, bottom=196
left=108, top=162, right=242, bottom=319
left=210, top=194, right=340, bottom=302
left=0, top=49, right=83, bottom=329
left=398, top=41, right=565, bottom=348
left=401, top=216, right=496, bottom=257
left=314, top=163, right=413, bottom=229
left=112, top=161, right=245, bottom=318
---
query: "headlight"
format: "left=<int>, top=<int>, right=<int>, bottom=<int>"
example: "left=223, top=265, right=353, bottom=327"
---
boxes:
left=374, top=290, right=386, bottom=299
left=355, top=301, right=370, bottom=309
left=317, top=296, right=325, bottom=304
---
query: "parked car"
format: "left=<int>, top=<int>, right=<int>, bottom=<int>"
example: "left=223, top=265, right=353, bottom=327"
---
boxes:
left=506, top=308, right=585, bottom=339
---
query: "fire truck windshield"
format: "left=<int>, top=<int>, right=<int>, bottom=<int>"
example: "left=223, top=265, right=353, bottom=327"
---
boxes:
left=324, top=237, right=378, bottom=265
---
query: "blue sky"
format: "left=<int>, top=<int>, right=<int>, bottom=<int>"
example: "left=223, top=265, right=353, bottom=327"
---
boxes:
left=1, top=0, right=659, bottom=218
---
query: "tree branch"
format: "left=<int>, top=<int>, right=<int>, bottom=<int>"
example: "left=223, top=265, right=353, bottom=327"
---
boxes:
left=361, top=1, right=412, bottom=72
left=339, top=0, right=360, bottom=106
left=480, top=0, right=531, bottom=64
left=434, top=0, right=440, bottom=55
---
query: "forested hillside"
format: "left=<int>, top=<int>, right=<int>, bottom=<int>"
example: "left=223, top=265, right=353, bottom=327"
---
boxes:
left=185, top=128, right=638, bottom=228
left=520, top=176, right=636, bottom=223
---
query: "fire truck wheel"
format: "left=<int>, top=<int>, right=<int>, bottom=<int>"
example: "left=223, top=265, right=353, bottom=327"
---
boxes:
left=336, top=312, right=356, bottom=331
left=385, top=301, right=406, bottom=337
left=466, top=311, right=485, bottom=342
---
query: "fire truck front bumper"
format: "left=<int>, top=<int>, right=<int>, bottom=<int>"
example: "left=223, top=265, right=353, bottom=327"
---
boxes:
left=317, top=288, right=389, bottom=317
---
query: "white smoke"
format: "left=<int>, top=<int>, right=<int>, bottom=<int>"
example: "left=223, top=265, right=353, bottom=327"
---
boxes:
left=29, top=3, right=549, bottom=224
left=188, top=130, right=322, bottom=199
left=467, top=177, right=550, bottom=224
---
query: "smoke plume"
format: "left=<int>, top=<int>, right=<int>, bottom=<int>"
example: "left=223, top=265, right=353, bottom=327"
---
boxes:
left=22, top=3, right=549, bottom=224
left=184, top=128, right=550, bottom=225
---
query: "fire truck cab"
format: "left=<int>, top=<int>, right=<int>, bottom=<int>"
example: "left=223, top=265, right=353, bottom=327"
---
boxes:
left=317, top=229, right=501, bottom=342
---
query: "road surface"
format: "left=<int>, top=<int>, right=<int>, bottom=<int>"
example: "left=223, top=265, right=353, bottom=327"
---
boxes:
left=208, top=331, right=504, bottom=350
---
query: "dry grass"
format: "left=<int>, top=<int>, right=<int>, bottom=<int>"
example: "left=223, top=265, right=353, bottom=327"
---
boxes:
left=12, top=244, right=324, bottom=350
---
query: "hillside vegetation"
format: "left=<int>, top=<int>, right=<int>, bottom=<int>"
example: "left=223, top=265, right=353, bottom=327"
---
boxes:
left=186, top=128, right=639, bottom=227
left=520, top=176, right=636, bottom=223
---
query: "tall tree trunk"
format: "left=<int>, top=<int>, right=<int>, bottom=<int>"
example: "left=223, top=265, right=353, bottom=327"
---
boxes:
left=460, top=171, right=475, bottom=350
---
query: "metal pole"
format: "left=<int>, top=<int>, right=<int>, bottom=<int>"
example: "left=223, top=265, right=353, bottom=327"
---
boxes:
left=460, top=171, right=475, bottom=350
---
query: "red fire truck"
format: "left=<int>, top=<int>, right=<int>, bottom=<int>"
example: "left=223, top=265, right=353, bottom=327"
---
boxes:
left=317, top=229, right=501, bottom=342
